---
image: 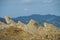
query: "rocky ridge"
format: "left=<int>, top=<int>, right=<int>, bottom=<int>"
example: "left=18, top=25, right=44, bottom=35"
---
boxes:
left=0, top=16, right=60, bottom=40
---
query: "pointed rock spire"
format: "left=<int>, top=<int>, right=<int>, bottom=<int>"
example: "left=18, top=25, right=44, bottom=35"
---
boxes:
left=4, top=16, right=16, bottom=24
left=28, top=19, right=37, bottom=25
left=26, top=19, right=41, bottom=35
left=28, top=19, right=40, bottom=28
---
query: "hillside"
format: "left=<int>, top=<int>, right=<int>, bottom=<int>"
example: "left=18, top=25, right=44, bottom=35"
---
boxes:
left=0, top=16, right=60, bottom=40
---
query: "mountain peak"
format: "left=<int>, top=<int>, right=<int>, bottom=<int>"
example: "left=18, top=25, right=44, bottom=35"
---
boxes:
left=4, top=16, right=16, bottom=24
left=28, top=19, right=36, bottom=24
left=17, top=21, right=25, bottom=26
left=28, top=19, right=40, bottom=28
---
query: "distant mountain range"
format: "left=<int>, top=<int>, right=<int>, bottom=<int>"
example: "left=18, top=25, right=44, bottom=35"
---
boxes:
left=0, top=15, right=60, bottom=40
left=0, top=14, right=60, bottom=28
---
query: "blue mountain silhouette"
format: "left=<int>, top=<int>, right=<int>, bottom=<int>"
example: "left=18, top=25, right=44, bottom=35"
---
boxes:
left=0, top=14, right=60, bottom=28
left=0, top=17, right=6, bottom=23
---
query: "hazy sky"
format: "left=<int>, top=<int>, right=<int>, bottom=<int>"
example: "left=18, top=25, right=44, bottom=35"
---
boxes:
left=0, top=0, right=60, bottom=17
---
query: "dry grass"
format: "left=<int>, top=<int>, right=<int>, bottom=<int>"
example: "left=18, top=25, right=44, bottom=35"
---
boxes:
left=0, top=26, right=60, bottom=40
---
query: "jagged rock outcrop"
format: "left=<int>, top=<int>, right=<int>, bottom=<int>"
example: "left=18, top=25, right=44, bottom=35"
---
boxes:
left=0, top=16, right=60, bottom=40
left=26, top=19, right=41, bottom=35
left=17, top=21, right=28, bottom=32
left=27, top=19, right=40, bottom=28
left=4, top=16, right=15, bottom=24
left=17, top=19, right=41, bottom=36
left=4, top=16, right=17, bottom=26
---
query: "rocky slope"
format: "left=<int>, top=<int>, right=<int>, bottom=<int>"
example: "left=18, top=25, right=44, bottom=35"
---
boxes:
left=0, top=16, right=60, bottom=40
left=0, top=14, right=60, bottom=28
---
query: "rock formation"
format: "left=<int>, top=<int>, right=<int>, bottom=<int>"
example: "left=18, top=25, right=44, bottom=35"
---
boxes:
left=0, top=16, right=60, bottom=40
left=4, top=16, right=16, bottom=26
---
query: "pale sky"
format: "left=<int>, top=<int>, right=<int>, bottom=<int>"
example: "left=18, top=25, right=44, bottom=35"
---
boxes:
left=0, top=0, right=60, bottom=17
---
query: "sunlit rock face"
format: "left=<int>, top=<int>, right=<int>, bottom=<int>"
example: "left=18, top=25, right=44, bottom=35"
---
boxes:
left=27, top=19, right=40, bottom=35
left=0, top=16, right=60, bottom=40
left=5, top=16, right=13, bottom=24
left=4, top=16, right=17, bottom=26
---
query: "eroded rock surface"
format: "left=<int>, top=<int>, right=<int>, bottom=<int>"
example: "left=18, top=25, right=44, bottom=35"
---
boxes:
left=0, top=16, right=60, bottom=40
